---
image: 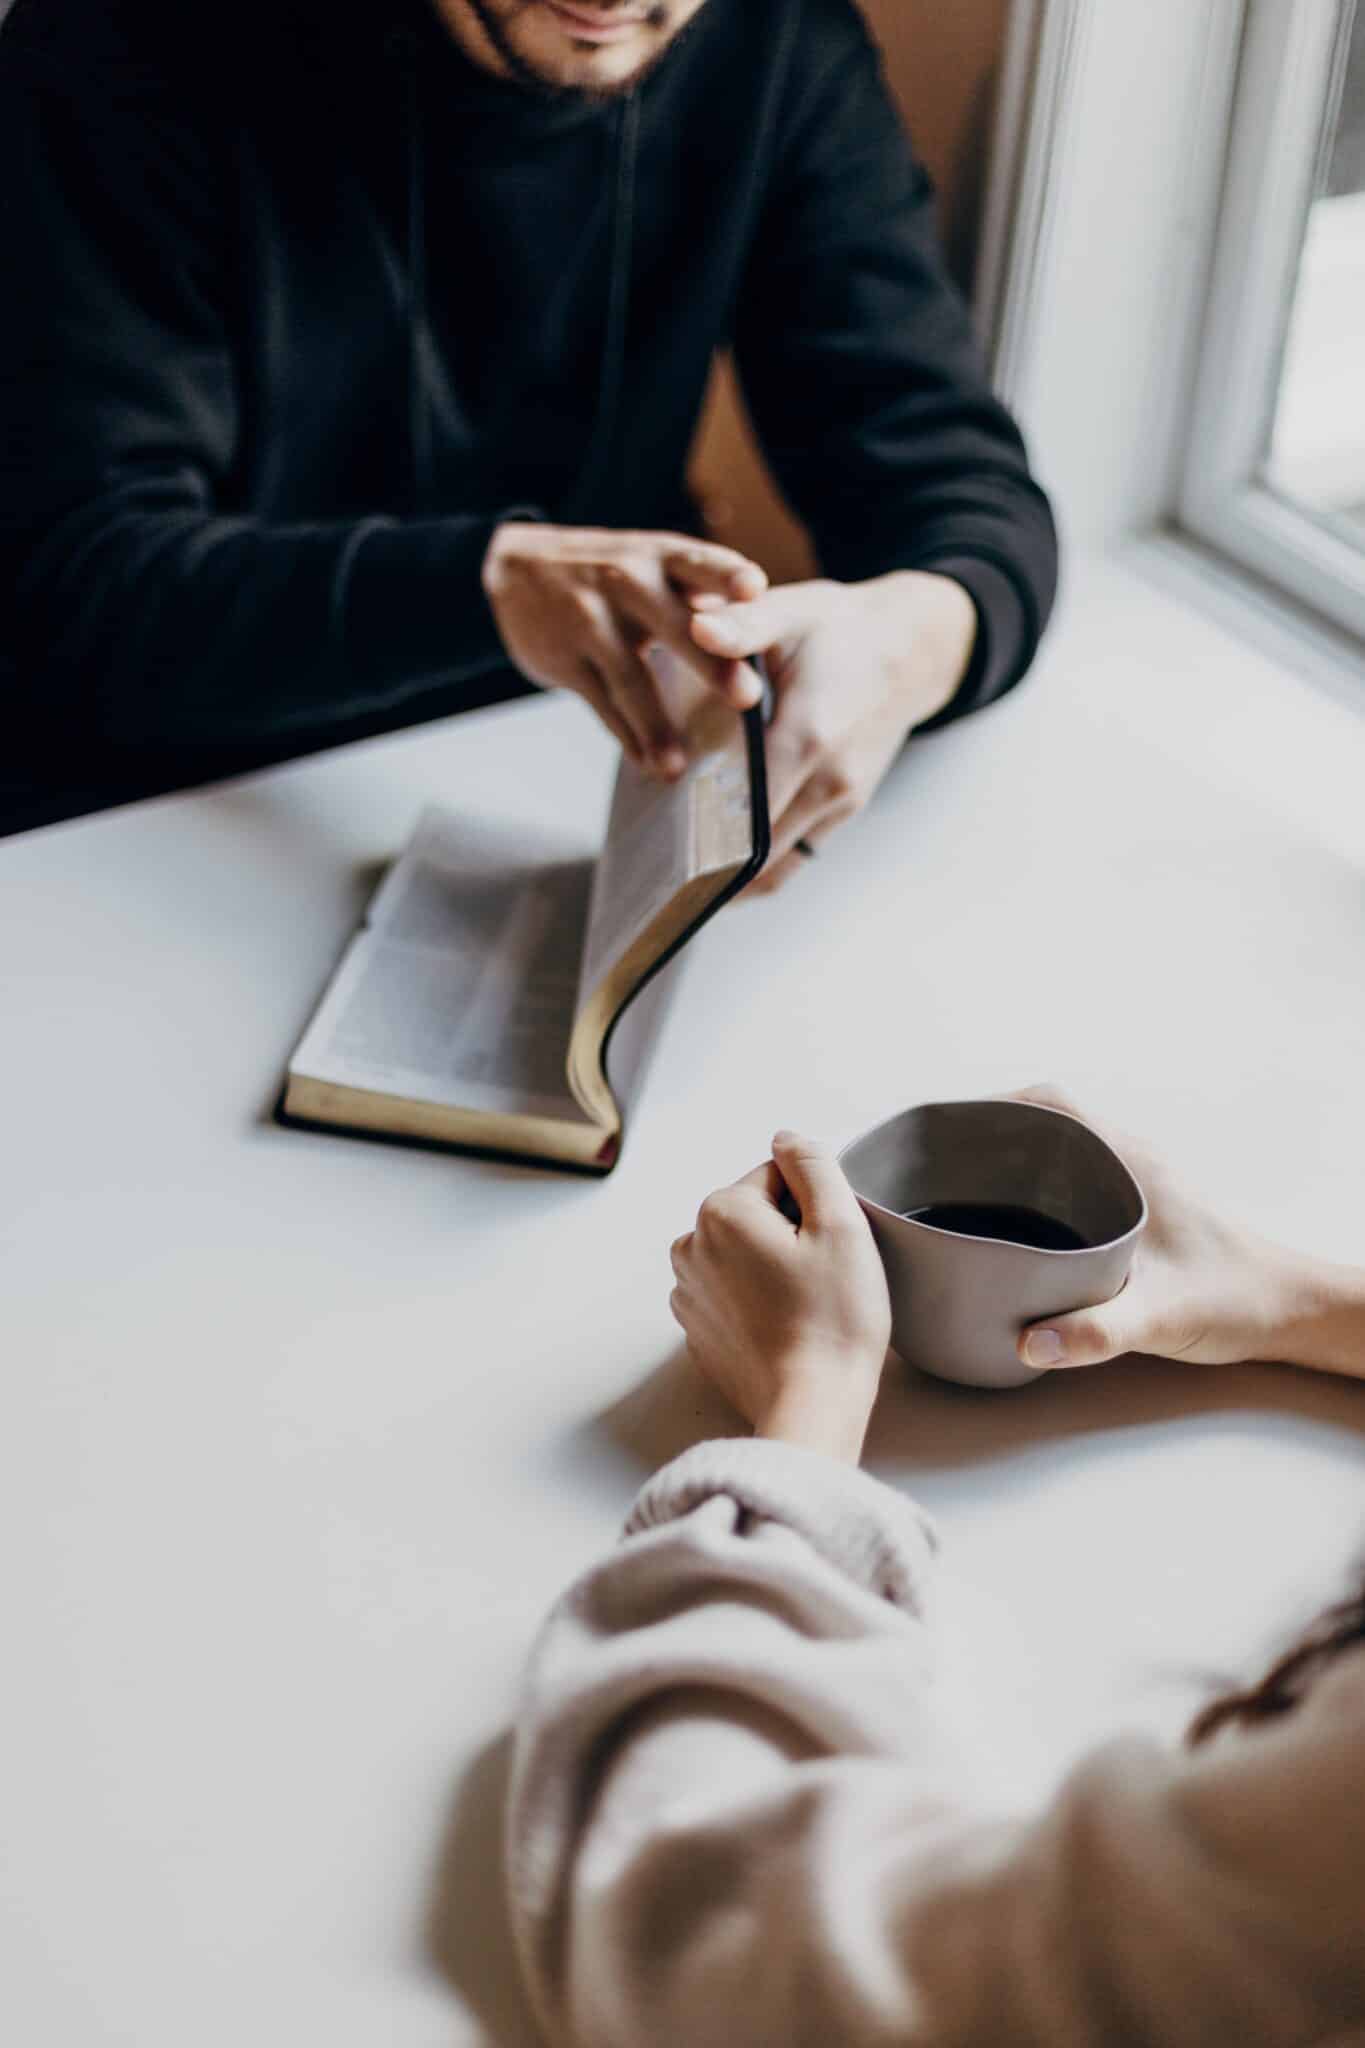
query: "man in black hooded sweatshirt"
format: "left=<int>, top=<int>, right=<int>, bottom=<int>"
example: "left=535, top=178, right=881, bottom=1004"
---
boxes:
left=0, top=0, right=1057, bottom=875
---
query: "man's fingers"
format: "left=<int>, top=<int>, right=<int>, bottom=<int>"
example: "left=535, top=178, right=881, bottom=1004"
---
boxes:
left=761, top=683, right=829, bottom=824
left=1018, top=1278, right=1142, bottom=1373
left=744, top=816, right=843, bottom=897
left=590, top=638, right=687, bottom=777
left=770, top=1130, right=858, bottom=1231
left=771, top=772, right=856, bottom=865
left=690, top=585, right=815, bottom=661
left=577, top=666, right=646, bottom=766
left=648, top=609, right=764, bottom=709
left=664, top=546, right=768, bottom=603
left=605, top=555, right=765, bottom=710
left=744, top=796, right=844, bottom=895
left=742, top=744, right=858, bottom=896
left=743, top=849, right=802, bottom=898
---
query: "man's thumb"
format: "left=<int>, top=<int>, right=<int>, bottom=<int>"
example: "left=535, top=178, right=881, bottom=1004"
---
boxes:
left=691, top=586, right=808, bottom=660
left=771, top=1130, right=855, bottom=1230
left=1018, top=1284, right=1141, bottom=1372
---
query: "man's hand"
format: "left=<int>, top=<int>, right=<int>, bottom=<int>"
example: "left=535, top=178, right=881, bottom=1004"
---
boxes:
left=669, top=1132, right=892, bottom=1465
left=483, top=522, right=765, bottom=779
left=690, top=569, right=977, bottom=892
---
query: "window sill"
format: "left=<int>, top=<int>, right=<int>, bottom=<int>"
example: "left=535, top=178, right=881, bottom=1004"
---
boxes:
left=1123, top=527, right=1365, bottom=722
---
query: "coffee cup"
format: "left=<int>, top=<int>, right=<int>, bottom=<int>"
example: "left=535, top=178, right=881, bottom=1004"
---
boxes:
left=838, top=1098, right=1147, bottom=1389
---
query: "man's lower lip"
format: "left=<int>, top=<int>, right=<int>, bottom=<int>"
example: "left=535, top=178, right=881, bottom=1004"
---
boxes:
left=543, top=1, right=649, bottom=42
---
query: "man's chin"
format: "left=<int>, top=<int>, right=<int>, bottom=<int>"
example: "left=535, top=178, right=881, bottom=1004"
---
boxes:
left=499, top=0, right=681, bottom=99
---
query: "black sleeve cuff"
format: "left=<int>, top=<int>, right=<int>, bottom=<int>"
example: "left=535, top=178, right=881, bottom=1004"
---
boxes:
left=910, top=554, right=1034, bottom=729
left=342, top=508, right=543, bottom=701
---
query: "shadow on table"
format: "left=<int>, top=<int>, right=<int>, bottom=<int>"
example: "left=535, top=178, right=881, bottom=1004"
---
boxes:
left=867, top=1348, right=1365, bottom=1468
left=423, top=1730, right=549, bottom=2048
left=597, top=1341, right=1365, bottom=1480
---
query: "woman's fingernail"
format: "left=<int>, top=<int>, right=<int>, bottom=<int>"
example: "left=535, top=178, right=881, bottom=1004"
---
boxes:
left=1023, top=1329, right=1064, bottom=1368
left=659, top=746, right=687, bottom=778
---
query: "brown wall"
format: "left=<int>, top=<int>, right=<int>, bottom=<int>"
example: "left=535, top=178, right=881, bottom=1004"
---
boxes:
left=688, top=0, right=1010, bottom=584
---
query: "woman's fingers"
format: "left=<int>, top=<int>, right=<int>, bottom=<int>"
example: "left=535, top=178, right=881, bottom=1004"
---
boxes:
left=1007, top=1082, right=1089, bottom=1123
left=729, top=1158, right=791, bottom=1211
left=769, top=1130, right=856, bottom=1232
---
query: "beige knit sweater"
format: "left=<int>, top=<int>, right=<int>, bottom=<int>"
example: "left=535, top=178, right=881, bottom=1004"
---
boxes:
left=508, top=1438, right=1365, bottom=2048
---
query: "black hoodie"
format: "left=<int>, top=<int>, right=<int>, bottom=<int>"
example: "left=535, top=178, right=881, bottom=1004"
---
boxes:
left=0, top=0, right=1057, bottom=831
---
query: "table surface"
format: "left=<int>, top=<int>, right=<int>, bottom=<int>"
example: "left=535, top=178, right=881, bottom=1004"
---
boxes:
left=4, top=550, right=1364, bottom=2047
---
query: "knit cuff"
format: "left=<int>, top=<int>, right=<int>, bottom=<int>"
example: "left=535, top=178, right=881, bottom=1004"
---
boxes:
left=342, top=505, right=544, bottom=698
left=625, top=1438, right=938, bottom=1616
left=912, top=554, right=1033, bottom=724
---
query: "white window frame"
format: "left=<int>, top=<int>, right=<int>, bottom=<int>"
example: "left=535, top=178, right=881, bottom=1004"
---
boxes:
left=979, top=0, right=1365, bottom=674
left=1179, top=0, right=1365, bottom=645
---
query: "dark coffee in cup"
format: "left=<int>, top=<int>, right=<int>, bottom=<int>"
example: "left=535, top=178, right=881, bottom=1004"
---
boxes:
left=839, top=1099, right=1147, bottom=1388
left=903, top=1202, right=1091, bottom=1253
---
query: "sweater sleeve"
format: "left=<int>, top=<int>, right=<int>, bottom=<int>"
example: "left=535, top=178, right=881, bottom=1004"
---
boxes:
left=732, top=0, right=1058, bottom=721
left=507, top=1437, right=1365, bottom=2048
left=0, top=22, right=517, bottom=756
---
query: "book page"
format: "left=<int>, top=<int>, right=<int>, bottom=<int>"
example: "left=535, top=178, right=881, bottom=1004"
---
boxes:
left=289, top=810, right=595, bottom=1124
left=575, top=693, right=756, bottom=1014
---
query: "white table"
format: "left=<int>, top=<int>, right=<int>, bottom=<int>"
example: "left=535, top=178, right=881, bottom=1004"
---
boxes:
left=3, top=551, right=1364, bottom=2047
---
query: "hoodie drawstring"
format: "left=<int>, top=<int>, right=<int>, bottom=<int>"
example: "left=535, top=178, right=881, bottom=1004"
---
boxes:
left=562, top=89, right=640, bottom=518
left=398, top=34, right=433, bottom=514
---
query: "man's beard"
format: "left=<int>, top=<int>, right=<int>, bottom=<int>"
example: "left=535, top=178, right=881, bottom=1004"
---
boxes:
left=461, top=0, right=682, bottom=101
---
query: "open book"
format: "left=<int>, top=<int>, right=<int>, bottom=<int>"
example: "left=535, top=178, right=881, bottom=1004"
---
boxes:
left=279, top=698, right=768, bottom=1173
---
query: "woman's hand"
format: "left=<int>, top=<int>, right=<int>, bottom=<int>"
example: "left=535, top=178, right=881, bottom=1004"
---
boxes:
left=669, top=1131, right=891, bottom=1463
left=1013, top=1086, right=1354, bottom=1375
left=483, top=522, right=765, bottom=778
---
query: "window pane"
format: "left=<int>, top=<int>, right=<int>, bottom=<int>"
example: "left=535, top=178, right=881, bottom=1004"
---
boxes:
left=1266, top=0, right=1365, bottom=541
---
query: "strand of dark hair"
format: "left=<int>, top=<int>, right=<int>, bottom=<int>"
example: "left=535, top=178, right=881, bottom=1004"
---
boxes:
left=1188, top=1570, right=1365, bottom=1746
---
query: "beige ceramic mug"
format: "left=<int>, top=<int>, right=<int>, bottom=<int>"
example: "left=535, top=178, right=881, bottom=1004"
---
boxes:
left=838, top=1098, right=1147, bottom=1390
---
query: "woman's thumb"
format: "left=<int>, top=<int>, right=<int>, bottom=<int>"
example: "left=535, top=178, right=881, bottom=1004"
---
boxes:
left=771, top=1130, right=854, bottom=1230
left=1018, top=1285, right=1141, bottom=1373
